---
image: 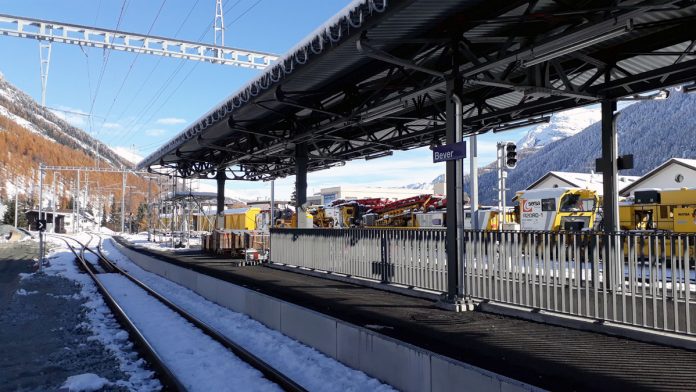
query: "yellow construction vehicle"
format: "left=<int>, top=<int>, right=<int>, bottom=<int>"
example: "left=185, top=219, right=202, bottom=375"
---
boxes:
left=620, top=188, right=696, bottom=233
left=516, top=188, right=600, bottom=231
left=463, top=207, right=518, bottom=231
left=365, top=195, right=444, bottom=227
left=333, top=198, right=388, bottom=227
left=308, top=206, right=335, bottom=228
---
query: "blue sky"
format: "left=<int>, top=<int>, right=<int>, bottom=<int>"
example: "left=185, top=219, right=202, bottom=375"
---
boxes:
left=0, top=0, right=538, bottom=200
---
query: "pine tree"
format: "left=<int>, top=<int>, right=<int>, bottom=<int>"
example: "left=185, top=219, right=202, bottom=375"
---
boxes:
left=109, top=197, right=121, bottom=230
left=2, top=197, right=28, bottom=227
left=135, top=203, right=147, bottom=232
left=101, top=205, right=108, bottom=227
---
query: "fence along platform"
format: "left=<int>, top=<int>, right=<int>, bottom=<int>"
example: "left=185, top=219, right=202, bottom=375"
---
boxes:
left=271, top=228, right=696, bottom=337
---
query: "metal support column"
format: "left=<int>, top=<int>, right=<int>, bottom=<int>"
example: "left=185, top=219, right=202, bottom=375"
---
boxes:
left=52, top=172, right=58, bottom=233
left=121, top=170, right=126, bottom=233
left=216, top=169, right=226, bottom=229
left=270, top=180, right=275, bottom=230
left=38, top=163, right=44, bottom=270
left=601, top=99, right=619, bottom=290
left=147, top=178, right=152, bottom=241
left=38, top=164, right=44, bottom=221
left=39, top=41, right=51, bottom=107
left=295, top=144, right=309, bottom=228
left=601, top=100, right=619, bottom=232
left=214, top=0, right=225, bottom=47
left=440, top=46, right=467, bottom=308
left=470, top=136, right=479, bottom=230
left=76, top=169, right=81, bottom=233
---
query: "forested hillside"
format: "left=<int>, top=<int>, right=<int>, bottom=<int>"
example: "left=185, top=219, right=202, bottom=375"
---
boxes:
left=0, top=74, right=151, bottom=230
left=0, top=75, right=130, bottom=169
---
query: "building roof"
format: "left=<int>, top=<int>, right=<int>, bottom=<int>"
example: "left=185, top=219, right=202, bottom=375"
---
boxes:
left=527, top=171, right=639, bottom=194
left=619, top=158, right=696, bottom=196
left=137, top=0, right=696, bottom=182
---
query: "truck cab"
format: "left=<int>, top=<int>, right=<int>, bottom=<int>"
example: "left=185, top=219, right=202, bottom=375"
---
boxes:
left=516, top=188, right=599, bottom=231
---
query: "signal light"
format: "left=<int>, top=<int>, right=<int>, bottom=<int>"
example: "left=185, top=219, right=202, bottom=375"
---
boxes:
left=505, top=142, right=517, bottom=169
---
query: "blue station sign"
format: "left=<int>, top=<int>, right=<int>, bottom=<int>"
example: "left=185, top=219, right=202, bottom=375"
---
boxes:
left=432, top=141, right=467, bottom=163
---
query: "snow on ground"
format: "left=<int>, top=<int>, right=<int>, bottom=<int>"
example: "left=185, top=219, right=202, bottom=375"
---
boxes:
left=98, top=272, right=281, bottom=392
left=42, top=235, right=161, bottom=391
left=61, top=373, right=111, bottom=392
left=102, top=237, right=395, bottom=392
left=121, top=232, right=202, bottom=252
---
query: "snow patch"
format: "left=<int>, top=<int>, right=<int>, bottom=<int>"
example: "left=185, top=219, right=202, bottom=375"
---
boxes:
left=61, top=373, right=111, bottom=392
left=518, top=106, right=601, bottom=149
left=15, top=288, right=39, bottom=296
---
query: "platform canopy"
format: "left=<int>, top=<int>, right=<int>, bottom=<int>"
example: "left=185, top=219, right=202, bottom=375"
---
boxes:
left=138, top=0, right=696, bottom=180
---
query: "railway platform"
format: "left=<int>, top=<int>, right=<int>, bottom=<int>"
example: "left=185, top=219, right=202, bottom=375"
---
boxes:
left=115, top=236, right=696, bottom=392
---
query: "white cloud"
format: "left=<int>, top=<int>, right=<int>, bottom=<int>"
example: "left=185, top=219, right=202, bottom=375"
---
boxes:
left=156, top=117, right=186, bottom=125
left=145, top=128, right=167, bottom=137
left=102, top=122, right=121, bottom=129
left=110, top=146, right=143, bottom=165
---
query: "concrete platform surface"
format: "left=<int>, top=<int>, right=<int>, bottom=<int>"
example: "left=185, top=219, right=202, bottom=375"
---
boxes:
left=116, top=237, right=696, bottom=392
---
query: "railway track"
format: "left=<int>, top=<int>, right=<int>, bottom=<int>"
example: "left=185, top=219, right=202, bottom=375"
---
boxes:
left=52, top=233, right=307, bottom=392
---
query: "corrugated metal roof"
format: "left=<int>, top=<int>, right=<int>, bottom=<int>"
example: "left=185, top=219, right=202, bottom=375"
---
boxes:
left=138, top=0, right=696, bottom=180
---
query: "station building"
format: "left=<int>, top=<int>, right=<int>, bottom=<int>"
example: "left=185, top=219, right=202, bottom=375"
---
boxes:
left=525, top=171, right=639, bottom=195
left=619, top=158, right=696, bottom=196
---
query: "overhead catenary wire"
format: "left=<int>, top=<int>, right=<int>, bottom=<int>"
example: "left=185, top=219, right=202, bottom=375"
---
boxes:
left=97, top=0, right=168, bottom=134
left=117, top=0, right=265, bottom=147
left=87, top=0, right=129, bottom=130
left=110, top=0, right=202, bottom=125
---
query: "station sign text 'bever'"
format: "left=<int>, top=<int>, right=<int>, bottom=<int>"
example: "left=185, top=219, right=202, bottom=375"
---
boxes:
left=432, top=141, right=467, bottom=163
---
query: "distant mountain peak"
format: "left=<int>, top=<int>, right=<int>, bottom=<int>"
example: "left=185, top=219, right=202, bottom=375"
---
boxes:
left=517, top=106, right=601, bottom=149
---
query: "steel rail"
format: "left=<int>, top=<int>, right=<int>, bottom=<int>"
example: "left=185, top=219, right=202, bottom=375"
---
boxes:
left=49, top=234, right=185, bottom=391
left=93, top=234, right=307, bottom=392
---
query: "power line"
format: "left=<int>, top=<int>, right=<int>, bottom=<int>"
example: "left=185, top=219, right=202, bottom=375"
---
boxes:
left=118, top=0, right=266, bottom=145
left=111, top=0, right=201, bottom=128
left=97, top=0, right=168, bottom=134
left=87, top=0, right=129, bottom=124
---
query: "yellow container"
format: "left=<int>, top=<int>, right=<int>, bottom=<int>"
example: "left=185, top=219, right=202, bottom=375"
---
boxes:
left=224, top=208, right=261, bottom=230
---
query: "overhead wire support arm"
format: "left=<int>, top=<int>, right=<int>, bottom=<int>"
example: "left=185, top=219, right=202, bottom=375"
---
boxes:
left=0, top=13, right=278, bottom=69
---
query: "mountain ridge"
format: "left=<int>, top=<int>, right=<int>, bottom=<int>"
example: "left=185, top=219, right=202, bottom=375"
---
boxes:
left=421, top=91, right=696, bottom=204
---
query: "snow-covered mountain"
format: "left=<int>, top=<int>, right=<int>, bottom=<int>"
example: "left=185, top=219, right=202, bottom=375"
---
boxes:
left=517, top=106, right=601, bottom=149
left=419, top=91, right=693, bottom=204
left=402, top=182, right=433, bottom=191
left=0, top=74, right=130, bottom=169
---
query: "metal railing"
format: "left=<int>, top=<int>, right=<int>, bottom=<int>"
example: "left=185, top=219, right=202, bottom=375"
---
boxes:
left=271, top=228, right=696, bottom=336
left=270, top=228, right=448, bottom=292
left=464, top=231, right=695, bottom=335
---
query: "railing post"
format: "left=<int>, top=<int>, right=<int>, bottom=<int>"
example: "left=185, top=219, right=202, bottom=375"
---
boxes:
left=380, top=235, right=389, bottom=283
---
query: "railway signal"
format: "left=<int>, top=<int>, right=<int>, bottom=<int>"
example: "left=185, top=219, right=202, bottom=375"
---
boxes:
left=505, top=142, right=518, bottom=169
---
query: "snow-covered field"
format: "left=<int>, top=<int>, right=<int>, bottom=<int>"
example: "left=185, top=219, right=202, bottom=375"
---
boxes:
left=98, top=273, right=281, bottom=392
left=101, top=237, right=394, bottom=392
left=30, top=233, right=393, bottom=391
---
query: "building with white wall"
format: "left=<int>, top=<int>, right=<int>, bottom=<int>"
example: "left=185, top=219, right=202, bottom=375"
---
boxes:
left=619, top=158, right=696, bottom=197
left=526, top=171, right=639, bottom=195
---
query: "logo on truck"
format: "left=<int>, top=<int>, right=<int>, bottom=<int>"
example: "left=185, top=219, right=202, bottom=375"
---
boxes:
left=521, top=199, right=540, bottom=213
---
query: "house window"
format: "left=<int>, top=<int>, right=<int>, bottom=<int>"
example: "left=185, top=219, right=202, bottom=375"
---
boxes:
left=675, top=174, right=684, bottom=183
